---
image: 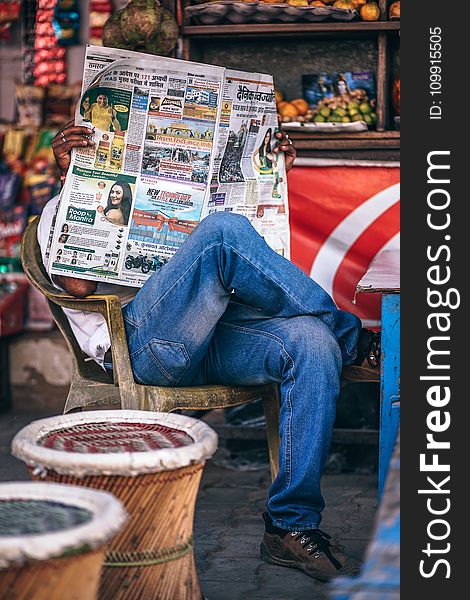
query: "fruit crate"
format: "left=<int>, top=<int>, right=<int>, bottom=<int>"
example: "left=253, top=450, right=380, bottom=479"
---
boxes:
left=186, top=2, right=357, bottom=25
left=282, top=120, right=367, bottom=132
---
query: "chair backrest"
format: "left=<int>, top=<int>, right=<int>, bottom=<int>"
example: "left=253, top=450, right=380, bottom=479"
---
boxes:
left=20, top=218, right=108, bottom=382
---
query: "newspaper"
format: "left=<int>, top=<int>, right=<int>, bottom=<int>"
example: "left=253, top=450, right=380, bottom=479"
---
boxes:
left=47, top=45, right=289, bottom=287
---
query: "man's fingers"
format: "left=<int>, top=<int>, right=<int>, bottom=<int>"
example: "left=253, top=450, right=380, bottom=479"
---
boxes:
left=274, top=144, right=295, bottom=155
left=53, top=143, right=92, bottom=156
left=52, top=134, right=95, bottom=148
left=55, top=125, right=94, bottom=139
left=55, top=141, right=93, bottom=157
left=52, top=133, right=95, bottom=143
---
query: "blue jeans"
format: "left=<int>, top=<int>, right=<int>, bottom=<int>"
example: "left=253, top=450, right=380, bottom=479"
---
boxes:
left=122, top=212, right=361, bottom=530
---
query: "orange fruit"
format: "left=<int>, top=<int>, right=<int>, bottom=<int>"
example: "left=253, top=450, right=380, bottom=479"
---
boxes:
left=310, top=0, right=326, bottom=5
left=274, top=88, right=284, bottom=104
left=388, top=0, right=400, bottom=19
left=392, top=79, right=400, bottom=116
left=333, top=0, right=354, bottom=9
left=359, top=2, right=380, bottom=21
left=279, top=103, right=299, bottom=119
left=351, top=0, right=366, bottom=7
left=291, top=98, right=310, bottom=116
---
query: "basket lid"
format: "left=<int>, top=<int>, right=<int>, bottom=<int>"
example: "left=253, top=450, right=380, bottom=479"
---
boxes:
left=12, top=410, right=218, bottom=477
left=0, top=482, right=127, bottom=568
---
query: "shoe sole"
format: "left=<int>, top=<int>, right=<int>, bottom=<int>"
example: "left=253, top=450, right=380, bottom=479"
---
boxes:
left=342, top=365, right=380, bottom=383
left=260, top=542, right=360, bottom=582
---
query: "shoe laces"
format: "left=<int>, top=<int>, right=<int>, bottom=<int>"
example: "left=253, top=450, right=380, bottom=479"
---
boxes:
left=356, top=329, right=381, bottom=368
left=290, top=528, right=331, bottom=556
left=290, top=529, right=343, bottom=570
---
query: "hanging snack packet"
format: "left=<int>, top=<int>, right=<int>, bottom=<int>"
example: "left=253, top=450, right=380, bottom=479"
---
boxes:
left=15, top=84, right=45, bottom=128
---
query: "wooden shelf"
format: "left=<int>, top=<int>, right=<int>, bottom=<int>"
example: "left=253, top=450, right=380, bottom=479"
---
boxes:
left=287, top=131, right=400, bottom=160
left=182, top=21, right=400, bottom=39
left=180, top=0, right=400, bottom=155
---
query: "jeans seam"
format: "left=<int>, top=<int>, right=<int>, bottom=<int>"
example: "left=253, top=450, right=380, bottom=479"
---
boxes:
left=217, top=320, right=293, bottom=488
left=130, top=339, right=189, bottom=384
left=129, top=242, right=222, bottom=328
left=217, top=320, right=286, bottom=345
left=122, top=311, right=138, bottom=329
left=122, top=312, right=140, bottom=352
left=281, top=344, right=294, bottom=489
left=225, top=242, right=329, bottom=319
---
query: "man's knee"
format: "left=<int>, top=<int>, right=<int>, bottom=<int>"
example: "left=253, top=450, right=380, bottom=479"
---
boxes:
left=198, top=211, right=252, bottom=240
left=283, top=317, right=342, bottom=368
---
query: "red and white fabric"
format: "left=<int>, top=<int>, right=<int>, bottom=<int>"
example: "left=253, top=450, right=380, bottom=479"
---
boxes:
left=288, top=162, right=400, bottom=327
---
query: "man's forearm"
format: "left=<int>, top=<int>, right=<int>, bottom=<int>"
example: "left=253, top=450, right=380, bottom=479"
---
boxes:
left=52, top=275, right=98, bottom=298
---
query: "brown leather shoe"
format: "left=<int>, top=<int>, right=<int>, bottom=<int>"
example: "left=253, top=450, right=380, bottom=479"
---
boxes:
left=260, top=514, right=360, bottom=581
left=342, top=328, right=381, bottom=382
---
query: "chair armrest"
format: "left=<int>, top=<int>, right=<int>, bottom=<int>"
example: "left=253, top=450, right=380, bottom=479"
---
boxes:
left=45, top=290, right=115, bottom=317
left=48, top=292, right=140, bottom=410
left=102, top=295, right=140, bottom=410
left=21, top=218, right=139, bottom=408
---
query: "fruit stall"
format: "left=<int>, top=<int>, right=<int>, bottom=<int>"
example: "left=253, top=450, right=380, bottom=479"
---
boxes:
left=181, top=0, right=400, bottom=160
left=0, top=5, right=399, bottom=595
left=1, top=0, right=399, bottom=392
left=0, top=0, right=399, bottom=340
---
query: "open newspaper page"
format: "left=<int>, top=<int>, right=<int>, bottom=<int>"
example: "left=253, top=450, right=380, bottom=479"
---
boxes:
left=46, top=47, right=290, bottom=287
left=205, top=69, right=290, bottom=258
left=47, top=47, right=224, bottom=287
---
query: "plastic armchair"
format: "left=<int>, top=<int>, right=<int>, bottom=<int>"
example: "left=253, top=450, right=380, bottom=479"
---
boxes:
left=21, top=217, right=281, bottom=479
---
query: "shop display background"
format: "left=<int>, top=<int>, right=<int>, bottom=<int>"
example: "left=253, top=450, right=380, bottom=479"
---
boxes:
left=1, top=0, right=400, bottom=321
left=0, top=1, right=89, bottom=122
left=289, top=164, right=400, bottom=325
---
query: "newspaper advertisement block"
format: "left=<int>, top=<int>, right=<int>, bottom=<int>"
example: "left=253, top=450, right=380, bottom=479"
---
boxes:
left=47, top=46, right=289, bottom=288
left=206, top=69, right=289, bottom=256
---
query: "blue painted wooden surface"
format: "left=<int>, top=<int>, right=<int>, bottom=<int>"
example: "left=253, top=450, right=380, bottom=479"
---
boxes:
left=330, top=434, right=400, bottom=600
left=379, top=294, right=400, bottom=497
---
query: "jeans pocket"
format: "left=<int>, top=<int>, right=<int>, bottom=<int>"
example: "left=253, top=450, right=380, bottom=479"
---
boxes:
left=130, top=338, right=190, bottom=385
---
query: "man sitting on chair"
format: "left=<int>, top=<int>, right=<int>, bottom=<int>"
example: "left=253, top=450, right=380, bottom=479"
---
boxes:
left=36, top=120, right=379, bottom=582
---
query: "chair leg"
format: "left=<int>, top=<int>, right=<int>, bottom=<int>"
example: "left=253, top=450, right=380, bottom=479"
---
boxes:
left=63, top=371, right=121, bottom=414
left=262, top=385, right=280, bottom=482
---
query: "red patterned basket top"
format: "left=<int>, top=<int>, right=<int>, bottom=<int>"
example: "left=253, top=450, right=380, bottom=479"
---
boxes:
left=38, top=422, right=195, bottom=454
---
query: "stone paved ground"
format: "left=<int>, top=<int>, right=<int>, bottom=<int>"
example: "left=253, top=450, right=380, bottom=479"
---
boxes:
left=0, top=410, right=377, bottom=600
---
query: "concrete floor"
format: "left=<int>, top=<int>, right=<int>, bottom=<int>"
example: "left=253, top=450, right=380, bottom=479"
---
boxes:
left=0, top=408, right=377, bottom=600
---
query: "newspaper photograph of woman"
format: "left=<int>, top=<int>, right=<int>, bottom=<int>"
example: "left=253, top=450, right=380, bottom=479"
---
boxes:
left=80, top=87, right=131, bottom=134
left=97, top=180, right=133, bottom=226
left=253, top=127, right=282, bottom=199
left=254, top=128, right=275, bottom=175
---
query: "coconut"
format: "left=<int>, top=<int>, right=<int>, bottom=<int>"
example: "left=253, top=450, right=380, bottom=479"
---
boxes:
left=145, top=9, right=179, bottom=56
left=158, top=9, right=179, bottom=53
left=144, top=36, right=166, bottom=56
left=120, top=0, right=162, bottom=46
left=102, top=10, right=135, bottom=49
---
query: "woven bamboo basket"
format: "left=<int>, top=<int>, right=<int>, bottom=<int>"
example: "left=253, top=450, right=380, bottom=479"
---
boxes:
left=0, top=481, right=127, bottom=600
left=12, top=410, right=218, bottom=600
